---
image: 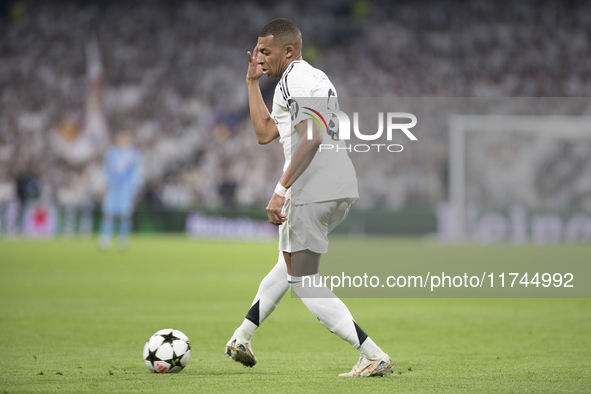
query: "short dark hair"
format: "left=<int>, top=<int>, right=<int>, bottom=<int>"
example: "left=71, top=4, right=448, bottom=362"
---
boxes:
left=259, top=18, right=301, bottom=41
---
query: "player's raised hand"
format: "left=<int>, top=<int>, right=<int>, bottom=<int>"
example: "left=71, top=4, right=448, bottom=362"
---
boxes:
left=246, top=46, right=264, bottom=82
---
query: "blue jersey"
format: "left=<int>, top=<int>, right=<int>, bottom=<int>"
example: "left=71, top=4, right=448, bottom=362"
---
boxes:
left=102, top=146, right=143, bottom=215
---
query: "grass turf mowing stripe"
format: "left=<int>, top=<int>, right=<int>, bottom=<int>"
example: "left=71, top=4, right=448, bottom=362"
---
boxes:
left=0, top=236, right=589, bottom=393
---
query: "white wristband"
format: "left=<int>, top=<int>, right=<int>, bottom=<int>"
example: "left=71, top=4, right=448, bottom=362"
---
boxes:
left=274, top=182, right=288, bottom=197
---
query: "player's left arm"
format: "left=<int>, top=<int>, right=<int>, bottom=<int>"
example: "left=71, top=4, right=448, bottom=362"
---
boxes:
left=266, top=120, right=322, bottom=226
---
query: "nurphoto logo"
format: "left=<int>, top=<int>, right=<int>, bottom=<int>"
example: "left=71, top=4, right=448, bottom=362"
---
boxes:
left=305, top=109, right=418, bottom=153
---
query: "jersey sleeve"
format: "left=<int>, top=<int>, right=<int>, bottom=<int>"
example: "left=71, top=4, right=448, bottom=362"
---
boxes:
left=281, top=66, right=322, bottom=126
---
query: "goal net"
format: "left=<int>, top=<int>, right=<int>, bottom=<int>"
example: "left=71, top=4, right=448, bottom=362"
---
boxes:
left=447, top=115, right=591, bottom=243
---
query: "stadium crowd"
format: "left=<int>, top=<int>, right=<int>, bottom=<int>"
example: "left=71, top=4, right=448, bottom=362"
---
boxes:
left=1, top=0, right=590, bottom=213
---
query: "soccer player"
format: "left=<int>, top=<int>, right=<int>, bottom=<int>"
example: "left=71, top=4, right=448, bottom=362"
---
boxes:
left=98, top=130, right=143, bottom=250
left=225, top=18, right=393, bottom=377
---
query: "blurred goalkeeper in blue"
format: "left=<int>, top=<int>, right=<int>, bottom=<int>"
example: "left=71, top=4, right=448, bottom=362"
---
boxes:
left=98, top=130, right=143, bottom=250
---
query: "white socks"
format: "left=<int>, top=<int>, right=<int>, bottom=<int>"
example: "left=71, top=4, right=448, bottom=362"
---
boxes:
left=289, top=273, right=381, bottom=356
left=234, top=262, right=383, bottom=359
left=235, top=252, right=290, bottom=341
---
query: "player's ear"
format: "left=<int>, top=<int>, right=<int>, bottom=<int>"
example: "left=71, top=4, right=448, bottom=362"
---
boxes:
left=285, top=44, right=294, bottom=59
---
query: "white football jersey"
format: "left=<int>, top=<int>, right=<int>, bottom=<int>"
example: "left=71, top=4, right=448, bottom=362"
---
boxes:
left=271, top=60, right=359, bottom=204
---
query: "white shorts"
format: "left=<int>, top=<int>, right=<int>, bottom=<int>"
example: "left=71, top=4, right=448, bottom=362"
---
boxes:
left=278, top=198, right=356, bottom=254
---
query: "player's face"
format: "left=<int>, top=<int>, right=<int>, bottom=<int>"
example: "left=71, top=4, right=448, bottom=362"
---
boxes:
left=115, top=132, right=132, bottom=147
left=256, top=35, right=290, bottom=79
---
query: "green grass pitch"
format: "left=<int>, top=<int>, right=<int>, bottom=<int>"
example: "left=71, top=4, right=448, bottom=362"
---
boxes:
left=1, top=236, right=590, bottom=393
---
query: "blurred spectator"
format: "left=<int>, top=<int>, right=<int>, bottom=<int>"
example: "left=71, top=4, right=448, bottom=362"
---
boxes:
left=15, top=171, right=40, bottom=206
left=0, top=0, right=589, bottom=212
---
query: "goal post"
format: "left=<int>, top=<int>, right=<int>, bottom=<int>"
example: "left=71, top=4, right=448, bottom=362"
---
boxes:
left=448, top=115, right=591, bottom=243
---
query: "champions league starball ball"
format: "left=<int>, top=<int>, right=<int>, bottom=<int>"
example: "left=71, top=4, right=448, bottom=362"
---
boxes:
left=143, top=329, right=191, bottom=373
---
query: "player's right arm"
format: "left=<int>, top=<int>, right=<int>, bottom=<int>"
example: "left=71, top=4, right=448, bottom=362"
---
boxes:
left=246, top=47, right=279, bottom=144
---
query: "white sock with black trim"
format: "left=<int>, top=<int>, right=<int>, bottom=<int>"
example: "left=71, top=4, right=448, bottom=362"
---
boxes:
left=234, top=252, right=290, bottom=342
left=289, top=273, right=383, bottom=357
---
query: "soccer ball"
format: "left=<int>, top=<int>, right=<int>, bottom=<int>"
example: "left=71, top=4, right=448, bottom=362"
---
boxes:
left=143, top=329, right=191, bottom=373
